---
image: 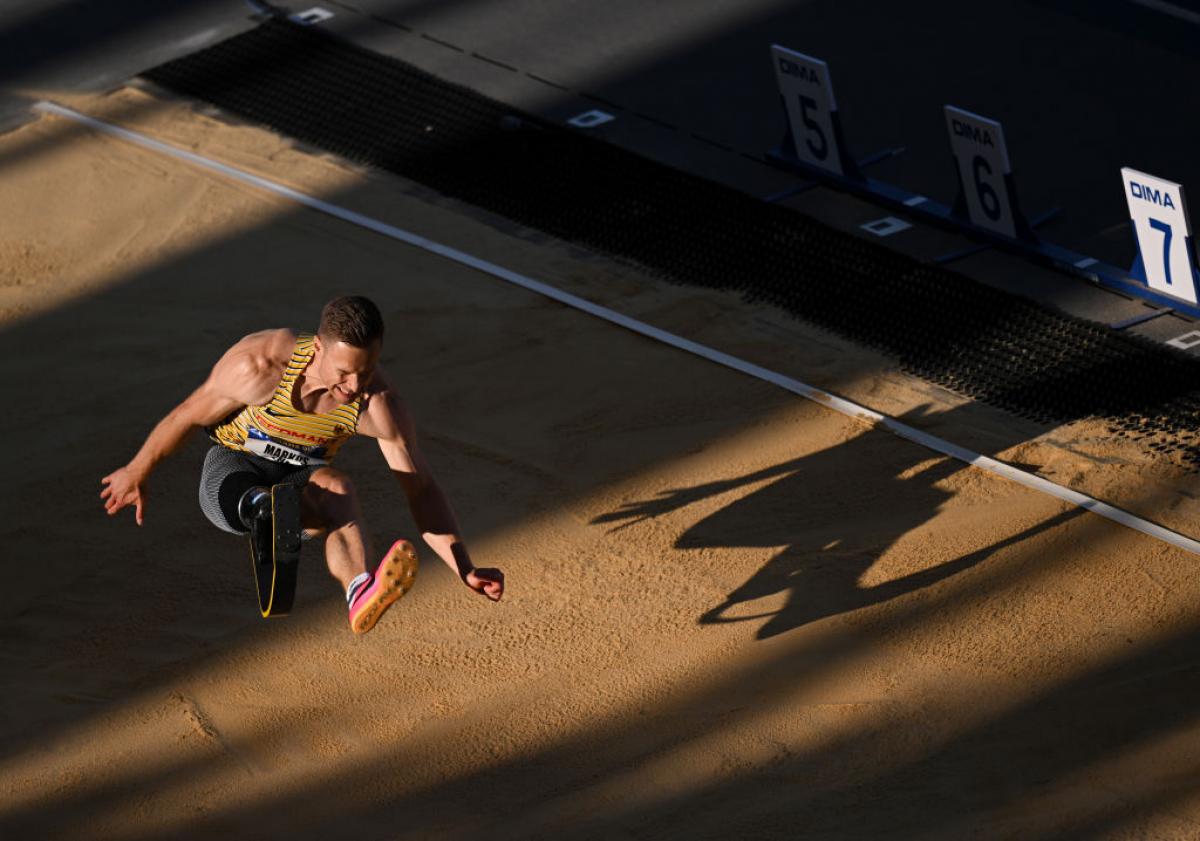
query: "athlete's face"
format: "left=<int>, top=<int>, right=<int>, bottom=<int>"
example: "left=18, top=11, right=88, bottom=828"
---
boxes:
left=314, top=336, right=381, bottom=404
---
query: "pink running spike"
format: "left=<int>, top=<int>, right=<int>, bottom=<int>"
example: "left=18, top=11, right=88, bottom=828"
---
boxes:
left=349, top=540, right=419, bottom=634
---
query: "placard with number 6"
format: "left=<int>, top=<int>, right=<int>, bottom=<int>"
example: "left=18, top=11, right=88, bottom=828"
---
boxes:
left=943, top=106, right=1027, bottom=240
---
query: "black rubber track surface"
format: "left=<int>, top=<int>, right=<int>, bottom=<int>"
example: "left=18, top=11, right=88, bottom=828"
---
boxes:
left=143, top=17, right=1200, bottom=468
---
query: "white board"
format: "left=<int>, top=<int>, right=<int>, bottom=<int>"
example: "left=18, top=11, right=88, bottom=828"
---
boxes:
left=772, top=45, right=843, bottom=176
left=1121, top=167, right=1198, bottom=304
left=944, top=106, right=1017, bottom=238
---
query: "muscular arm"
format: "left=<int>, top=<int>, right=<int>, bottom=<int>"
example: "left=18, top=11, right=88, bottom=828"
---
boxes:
left=358, top=379, right=503, bottom=601
left=100, top=329, right=295, bottom=525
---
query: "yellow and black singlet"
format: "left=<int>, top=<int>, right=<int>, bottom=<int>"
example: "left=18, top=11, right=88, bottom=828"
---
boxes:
left=210, top=333, right=362, bottom=467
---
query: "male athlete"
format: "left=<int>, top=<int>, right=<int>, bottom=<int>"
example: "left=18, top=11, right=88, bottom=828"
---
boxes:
left=101, top=296, right=503, bottom=633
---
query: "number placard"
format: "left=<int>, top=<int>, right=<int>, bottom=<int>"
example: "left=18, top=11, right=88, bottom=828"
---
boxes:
left=772, top=45, right=842, bottom=176
left=944, top=106, right=1017, bottom=238
left=1121, top=167, right=1198, bottom=304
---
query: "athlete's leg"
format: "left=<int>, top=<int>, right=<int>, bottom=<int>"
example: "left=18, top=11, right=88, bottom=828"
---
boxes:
left=302, top=467, right=417, bottom=634
left=301, top=466, right=374, bottom=590
left=199, top=446, right=267, bottom=535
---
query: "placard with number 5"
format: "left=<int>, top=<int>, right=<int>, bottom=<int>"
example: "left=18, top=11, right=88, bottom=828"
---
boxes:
left=771, top=45, right=845, bottom=177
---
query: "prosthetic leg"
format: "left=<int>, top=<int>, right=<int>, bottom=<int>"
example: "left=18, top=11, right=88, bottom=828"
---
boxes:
left=240, top=484, right=302, bottom=617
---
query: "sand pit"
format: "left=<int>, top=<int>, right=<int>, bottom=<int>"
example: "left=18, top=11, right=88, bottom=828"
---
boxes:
left=4, top=87, right=1200, bottom=840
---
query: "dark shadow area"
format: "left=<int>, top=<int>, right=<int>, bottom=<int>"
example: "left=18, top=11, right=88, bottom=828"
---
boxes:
left=562, top=617, right=1200, bottom=840
left=595, top=417, right=1081, bottom=640
left=0, top=0, right=254, bottom=96
left=319, top=0, right=1200, bottom=273
left=1029, top=0, right=1200, bottom=61
left=0, top=0, right=205, bottom=80
left=0, top=3, right=489, bottom=178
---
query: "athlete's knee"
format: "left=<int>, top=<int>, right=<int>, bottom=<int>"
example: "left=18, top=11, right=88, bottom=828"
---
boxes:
left=303, top=467, right=361, bottom=530
left=309, top=467, right=358, bottom=499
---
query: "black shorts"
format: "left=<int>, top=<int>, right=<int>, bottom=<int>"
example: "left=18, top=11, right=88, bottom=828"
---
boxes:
left=198, top=445, right=318, bottom=535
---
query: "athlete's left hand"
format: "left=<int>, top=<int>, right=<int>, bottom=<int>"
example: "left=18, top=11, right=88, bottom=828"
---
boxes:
left=465, top=568, right=504, bottom=601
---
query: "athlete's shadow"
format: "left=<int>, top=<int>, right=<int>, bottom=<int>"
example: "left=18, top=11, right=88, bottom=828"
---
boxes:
left=596, top=409, right=1023, bottom=639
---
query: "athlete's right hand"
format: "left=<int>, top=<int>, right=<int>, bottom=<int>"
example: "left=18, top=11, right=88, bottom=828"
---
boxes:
left=101, top=466, right=146, bottom=526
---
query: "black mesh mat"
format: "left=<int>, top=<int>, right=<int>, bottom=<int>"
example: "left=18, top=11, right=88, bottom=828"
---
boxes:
left=143, top=17, right=1200, bottom=468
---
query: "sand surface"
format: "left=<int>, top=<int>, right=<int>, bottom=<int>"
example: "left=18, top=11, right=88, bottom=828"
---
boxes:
left=4, top=87, right=1200, bottom=840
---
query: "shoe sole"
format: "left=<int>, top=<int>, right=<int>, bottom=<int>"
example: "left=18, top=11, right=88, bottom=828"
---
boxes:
left=351, top=539, right=419, bottom=635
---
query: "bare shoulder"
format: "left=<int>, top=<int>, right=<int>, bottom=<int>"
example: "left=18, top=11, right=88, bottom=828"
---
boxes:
left=357, top=366, right=414, bottom=441
left=209, top=328, right=297, bottom=404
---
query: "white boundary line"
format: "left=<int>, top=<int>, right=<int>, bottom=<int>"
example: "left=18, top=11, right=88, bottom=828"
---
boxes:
left=34, top=99, right=1200, bottom=556
left=1128, top=0, right=1200, bottom=26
